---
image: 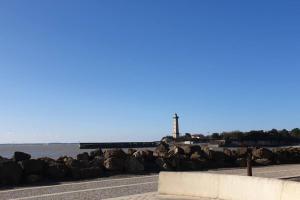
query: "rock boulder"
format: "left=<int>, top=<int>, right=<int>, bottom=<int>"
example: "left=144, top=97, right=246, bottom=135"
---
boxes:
left=89, top=156, right=104, bottom=168
left=77, top=152, right=90, bottom=161
left=0, top=161, right=23, bottom=185
left=21, top=159, right=45, bottom=175
left=104, top=149, right=127, bottom=159
left=26, top=174, right=43, bottom=183
left=104, top=157, right=125, bottom=171
left=155, top=158, right=172, bottom=171
left=80, top=167, right=102, bottom=179
left=133, top=150, right=154, bottom=160
left=168, top=146, right=184, bottom=157
left=254, top=158, right=272, bottom=166
left=235, top=158, right=247, bottom=167
left=89, top=149, right=103, bottom=159
left=252, top=148, right=273, bottom=160
left=154, top=142, right=169, bottom=157
left=127, top=149, right=137, bottom=155
left=180, top=145, right=202, bottom=155
left=13, top=151, right=31, bottom=162
left=236, top=148, right=248, bottom=158
left=125, top=157, right=144, bottom=173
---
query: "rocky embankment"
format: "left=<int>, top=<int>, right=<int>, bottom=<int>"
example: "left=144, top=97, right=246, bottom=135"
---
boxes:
left=1, top=142, right=300, bottom=186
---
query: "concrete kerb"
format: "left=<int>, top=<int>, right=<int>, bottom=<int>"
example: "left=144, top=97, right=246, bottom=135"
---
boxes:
left=158, top=172, right=300, bottom=200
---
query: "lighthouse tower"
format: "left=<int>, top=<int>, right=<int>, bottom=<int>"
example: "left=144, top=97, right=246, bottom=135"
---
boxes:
left=173, top=113, right=180, bottom=139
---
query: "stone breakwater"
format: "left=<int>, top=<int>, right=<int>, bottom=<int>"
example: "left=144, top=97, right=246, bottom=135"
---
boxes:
left=1, top=142, right=300, bottom=187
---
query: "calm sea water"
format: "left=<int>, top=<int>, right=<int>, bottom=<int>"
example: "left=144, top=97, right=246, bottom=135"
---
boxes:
left=0, top=144, right=154, bottom=159
left=0, top=144, right=96, bottom=159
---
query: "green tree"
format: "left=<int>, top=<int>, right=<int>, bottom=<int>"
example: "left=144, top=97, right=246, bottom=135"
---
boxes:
left=211, top=133, right=220, bottom=139
left=291, top=128, right=300, bottom=137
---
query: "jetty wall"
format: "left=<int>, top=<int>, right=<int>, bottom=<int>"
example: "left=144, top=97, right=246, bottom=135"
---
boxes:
left=79, top=142, right=159, bottom=149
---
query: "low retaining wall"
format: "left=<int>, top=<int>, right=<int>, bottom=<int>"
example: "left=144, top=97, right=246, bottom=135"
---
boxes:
left=79, top=142, right=159, bottom=149
left=158, top=172, right=300, bottom=200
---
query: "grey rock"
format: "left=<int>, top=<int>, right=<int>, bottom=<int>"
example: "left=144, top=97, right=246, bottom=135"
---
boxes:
left=104, top=149, right=127, bottom=159
left=89, top=156, right=104, bottom=168
left=21, top=159, right=45, bottom=175
left=155, top=158, right=172, bottom=171
left=255, top=158, right=272, bottom=166
left=133, top=150, right=154, bottom=161
left=0, top=156, right=10, bottom=164
left=46, top=163, right=68, bottom=179
left=13, top=151, right=31, bottom=162
left=252, top=148, right=273, bottom=160
left=104, top=157, right=125, bottom=171
left=80, top=167, right=102, bottom=179
left=236, top=158, right=247, bottom=167
left=125, top=157, right=144, bottom=173
left=153, top=142, right=169, bottom=157
left=236, top=148, right=248, bottom=158
left=26, top=174, right=43, bottom=183
left=89, top=149, right=103, bottom=159
left=168, top=146, right=184, bottom=157
left=180, top=145, right=201, bottom=155
left=77, top=152, right=90, bottom=161
left=127, top=148, right=137, bottom=155
left=203, top=149, right=225, bottom=162
left=0, top=161, right=23, bottom=185
left=70, top=167, right=81, bottom=179
left=190, top=151, right=206, bottom=161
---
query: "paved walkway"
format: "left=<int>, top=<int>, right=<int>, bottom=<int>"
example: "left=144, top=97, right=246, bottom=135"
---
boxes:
left=209, top=163, right=300, bottom=179
left=105, top=192, right=215, bottom=200
left=1, top=164, right=300, bottom=200
left=0, top=175, right=158, bottom=200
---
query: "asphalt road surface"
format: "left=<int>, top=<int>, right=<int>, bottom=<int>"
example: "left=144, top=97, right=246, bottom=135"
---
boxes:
left=1, top=164, right=300, bottom=200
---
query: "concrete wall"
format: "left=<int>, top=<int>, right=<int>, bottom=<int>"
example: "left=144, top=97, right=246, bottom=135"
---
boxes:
left=158, top=172, right=300, bottom=200
left=281, top=181, right=300, bottom=200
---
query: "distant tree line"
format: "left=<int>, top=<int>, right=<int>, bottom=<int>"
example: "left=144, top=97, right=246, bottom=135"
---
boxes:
left=181, top=128, right=300, bottom=143
left=211, top=128, right=300, bottom=141
left=162, top=128, right=300, bottom=145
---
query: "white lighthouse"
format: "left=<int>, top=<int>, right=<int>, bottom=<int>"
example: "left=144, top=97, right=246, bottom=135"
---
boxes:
left=173, top=113, right=180, bottom=139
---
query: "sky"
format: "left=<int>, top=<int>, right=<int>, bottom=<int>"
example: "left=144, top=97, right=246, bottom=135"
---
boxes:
left=0, top=1, right=300, bottom=143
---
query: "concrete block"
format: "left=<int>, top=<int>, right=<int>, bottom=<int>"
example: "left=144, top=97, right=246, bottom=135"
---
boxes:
left=158, top=172, right=300, bottom=200
left=281, top=181, right=300, bottom=200
left=158, top=172, right=220, bottom=199
left=218, top=175, right=283, bottom=200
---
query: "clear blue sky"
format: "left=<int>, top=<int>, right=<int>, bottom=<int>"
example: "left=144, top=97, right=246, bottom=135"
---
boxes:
left=0, top=1, right=299, bottom=143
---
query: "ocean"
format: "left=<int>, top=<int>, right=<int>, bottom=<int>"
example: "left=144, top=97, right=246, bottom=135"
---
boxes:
left=0, top=143, right=154, bottom=159
left=0, top=143, right=95, bottom=159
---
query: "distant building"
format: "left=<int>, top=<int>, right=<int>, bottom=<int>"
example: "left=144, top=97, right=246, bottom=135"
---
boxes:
left=172, top=113, right=180, bottom=139
left=191, top=134, right=205, bottom=139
